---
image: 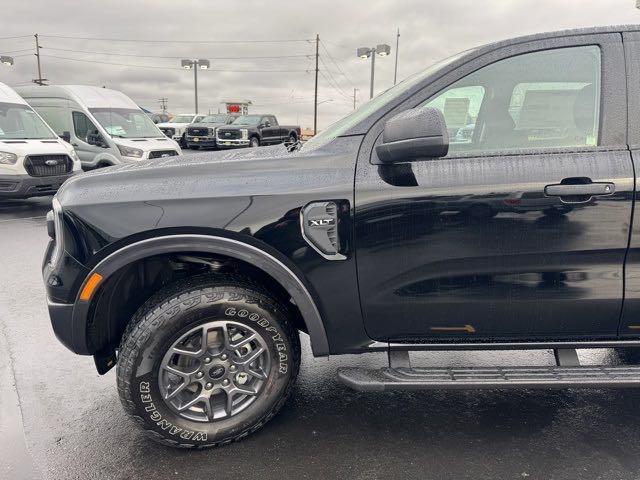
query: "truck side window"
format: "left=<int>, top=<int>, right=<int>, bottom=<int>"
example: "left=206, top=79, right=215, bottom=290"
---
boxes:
left=72, top=111, right=99, bottom=143
left=423, top=45, right=601, bottom=154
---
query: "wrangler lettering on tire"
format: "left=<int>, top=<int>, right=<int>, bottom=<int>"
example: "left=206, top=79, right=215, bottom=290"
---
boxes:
left=116, top=274, right=301, bottom=448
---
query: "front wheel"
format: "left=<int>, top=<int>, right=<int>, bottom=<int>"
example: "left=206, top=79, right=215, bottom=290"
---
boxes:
left=116, top=274, right=301, bottom=448
left=249, top=137, right=260, bottom=148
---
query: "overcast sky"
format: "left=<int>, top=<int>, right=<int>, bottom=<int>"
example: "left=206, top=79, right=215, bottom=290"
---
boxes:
left=1, top=0, right=640, bottom=129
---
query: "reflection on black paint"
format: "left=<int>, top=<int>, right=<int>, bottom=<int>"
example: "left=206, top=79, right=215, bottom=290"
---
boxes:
left=396, top=270, right=588, bottom=299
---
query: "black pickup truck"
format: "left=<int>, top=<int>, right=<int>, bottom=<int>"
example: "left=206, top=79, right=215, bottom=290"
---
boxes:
left=184, top=114, right=235, bottom=149
left=42, top=25, right=640, bottom=448
left=215, top=114, right=301, bottom=148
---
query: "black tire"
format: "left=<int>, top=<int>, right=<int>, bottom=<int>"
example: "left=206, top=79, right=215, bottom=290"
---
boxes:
left=116, top=274, right=301, bottom=448
left=249, top=136, right=260, bottom=148
left=180, top=134, right=187, bottom=148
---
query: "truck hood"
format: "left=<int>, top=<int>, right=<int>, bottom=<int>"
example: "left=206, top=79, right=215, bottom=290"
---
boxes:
left=156, top=122, right=191, bottom=128
left=186, top=122, right=228, bottom=129
left=0, top=138, right=73, bottom=157
left=111, top=137, right=179, bottom=152
left=56, top=144, right=298, bottom=207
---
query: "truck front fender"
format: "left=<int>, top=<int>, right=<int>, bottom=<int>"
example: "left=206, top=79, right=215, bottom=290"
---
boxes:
left=74, top=234, right=330, bottom=356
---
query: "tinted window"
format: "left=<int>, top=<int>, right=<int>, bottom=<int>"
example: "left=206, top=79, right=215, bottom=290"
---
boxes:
left=423, top=46, right=601, bottom=154
left=72, top=111, right=100, bottom=143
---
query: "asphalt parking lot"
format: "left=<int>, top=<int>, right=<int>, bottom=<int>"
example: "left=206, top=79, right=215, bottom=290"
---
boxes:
left=3, top=167, right=640, bottom=479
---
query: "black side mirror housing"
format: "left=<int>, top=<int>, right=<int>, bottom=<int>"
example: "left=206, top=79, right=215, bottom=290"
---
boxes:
left=87, top=130, right=108, bottom=148
left=60, top=131, right=71, bottom=143
left=375, top=106, right=449, bottom=164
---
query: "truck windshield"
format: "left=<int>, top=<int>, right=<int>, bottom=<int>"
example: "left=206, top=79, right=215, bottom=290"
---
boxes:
left=89, top=108, right=163, bottom=138
left=0, top=102, right=56, bottom=140
left=172, top=115, right=196, bottom=123
left=302, top=48, right=475, bottom=150
left=231, top=115, right=262, bottom=126
left=201, top=115, right=229, bottom=123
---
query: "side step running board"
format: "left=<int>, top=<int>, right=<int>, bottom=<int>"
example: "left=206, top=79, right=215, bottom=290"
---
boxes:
left=337, top=348, right=640, bottom=391
left=337, top=365, right=640, bottom=391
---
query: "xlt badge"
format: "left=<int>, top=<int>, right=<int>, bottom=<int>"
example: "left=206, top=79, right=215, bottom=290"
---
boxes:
left=301, top=201, right=346, bottom=261
left=308, top=218, right=335, bottom=227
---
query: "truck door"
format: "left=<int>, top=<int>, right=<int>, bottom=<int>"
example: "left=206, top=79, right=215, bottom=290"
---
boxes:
left=619, top=32, right=640, bottom=336
left=260, top=116, right=279, bottom=144
left=71, top=111, right=107, bottom=165
left=355, top=34, right=633, bottom=341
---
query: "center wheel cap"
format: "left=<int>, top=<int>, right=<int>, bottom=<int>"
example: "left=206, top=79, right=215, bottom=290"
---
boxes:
left=209, top=364, right=226, bottom=380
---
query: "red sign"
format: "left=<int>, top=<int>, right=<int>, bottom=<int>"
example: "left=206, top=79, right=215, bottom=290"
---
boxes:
left=227, top=104, right=241, bottom=113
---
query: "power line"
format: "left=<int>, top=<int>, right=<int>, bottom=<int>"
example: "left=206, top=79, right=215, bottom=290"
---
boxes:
left=42, top=46, right=313, bottom=60
left=0, top=48, right=33, bottom=54
left=318, top=57, right=352, bottom=100
left=40, top=54, right=312, bottom=73
left=319, top=40, right=356, bottom=88
left=39, top=34, right=313, bottom=44
left=0, top=35, right=32, bottom=40
left=318, top=69, right=352, bottom=101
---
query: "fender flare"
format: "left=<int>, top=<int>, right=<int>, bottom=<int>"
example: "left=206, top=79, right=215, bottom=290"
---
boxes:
left=76, top=234, right=329, bottom=356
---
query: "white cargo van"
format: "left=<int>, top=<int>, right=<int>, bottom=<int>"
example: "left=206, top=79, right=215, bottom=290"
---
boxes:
left=16, top=85, right=182, bottom=169
left=0, top=82, right=81, bottom=199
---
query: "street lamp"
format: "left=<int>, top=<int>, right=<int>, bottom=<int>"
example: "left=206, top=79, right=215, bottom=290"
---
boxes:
left=356, top=44, right=391, bottom=99
left=180, top=58, right=210, bottom=114
left=1, top=56, right=14, bottom=66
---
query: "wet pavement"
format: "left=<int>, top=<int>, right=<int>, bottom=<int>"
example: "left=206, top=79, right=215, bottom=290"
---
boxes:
left=3, top=190, right=640, bottom=479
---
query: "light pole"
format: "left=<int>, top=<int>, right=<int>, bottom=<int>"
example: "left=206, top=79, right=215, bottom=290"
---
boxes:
left=1, top=56, right=14, bottom=66
left=181, top=59, right=210, bottom=114
left=356, top=44, right=391, bottom=99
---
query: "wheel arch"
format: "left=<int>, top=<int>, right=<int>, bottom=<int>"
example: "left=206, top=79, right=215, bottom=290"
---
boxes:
left=74, top=233, right=329, bottom=357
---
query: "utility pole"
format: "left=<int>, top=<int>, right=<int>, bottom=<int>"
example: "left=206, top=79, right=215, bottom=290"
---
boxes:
left=193, top=65, right=198, bottom=114
left=393, top=28, right=400, bottom=85
left=369, top=48, right=376, bottom=99
left=353, top=88, right=358, bottom=110
left=33, top=34, right=46, bottom=85
left=158, top=97, right=168, bottom=113
left=313, top=34, right=319, bottom=135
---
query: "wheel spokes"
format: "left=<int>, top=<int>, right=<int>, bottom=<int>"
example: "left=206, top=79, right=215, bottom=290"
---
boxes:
left=235, top=346, right=264, bottom=366
left=159, top=319, right=271, bottom=422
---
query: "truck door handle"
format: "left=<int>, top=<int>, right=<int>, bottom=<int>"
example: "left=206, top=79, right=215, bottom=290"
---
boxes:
left=544, top=179, right=615, bottom=203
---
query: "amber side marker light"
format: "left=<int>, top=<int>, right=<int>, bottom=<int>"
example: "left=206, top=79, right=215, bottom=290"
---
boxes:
left=79, top=273, right=103, bottom=301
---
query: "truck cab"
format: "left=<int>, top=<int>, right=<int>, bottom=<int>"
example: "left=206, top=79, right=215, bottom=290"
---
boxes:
left=41, top=25, right=640, bottom=448
left=0, top=82, right=81, bottom=199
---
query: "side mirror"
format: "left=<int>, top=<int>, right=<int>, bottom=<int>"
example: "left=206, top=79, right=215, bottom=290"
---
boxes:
left=87, top=130, right=108, bottom=148
left=375, top=106, right=449, bottom=164
left=263, top=121, right=271, bottom=128
left=60, top=131, right=71, bottom=143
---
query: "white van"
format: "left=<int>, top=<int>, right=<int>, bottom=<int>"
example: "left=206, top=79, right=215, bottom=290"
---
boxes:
left=0, top=82, right=81, bottom=199
left=16, top=85, right=182, bottom=169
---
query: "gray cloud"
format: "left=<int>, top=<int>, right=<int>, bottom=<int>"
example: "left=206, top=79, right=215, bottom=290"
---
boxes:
left=1, top=0, right=639, bottom=129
